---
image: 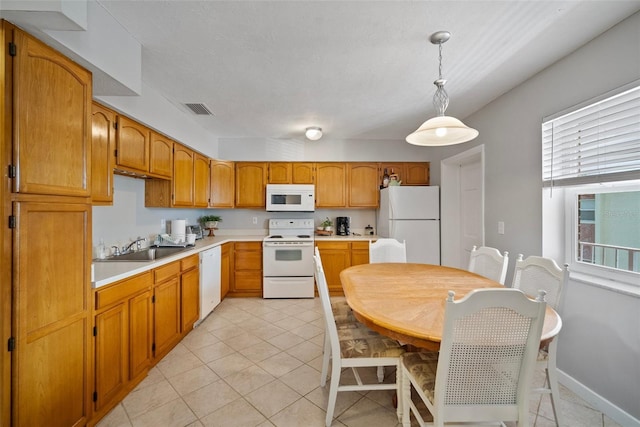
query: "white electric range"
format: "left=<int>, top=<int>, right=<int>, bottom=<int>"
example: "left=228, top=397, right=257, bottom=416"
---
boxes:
left=262, top=218, right=315, bottom=298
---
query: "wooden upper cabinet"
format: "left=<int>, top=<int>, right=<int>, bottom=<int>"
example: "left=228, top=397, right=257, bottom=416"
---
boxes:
left=116, top=116, right=150, bottom=173
left=404, top=162, right=430, bottom=185
left=292, top=162, right=315, bottom=184
left=268, top=162, right=292, bottom=184
left=91, top=102, right=116, bottom=204
left=193, top=153, right=210, bottom=207
left=12, top=26, right=92, bottom=197
left=235, top=162, right=267, bottom=208
left=379, top=163, right=406, bottom=187
left=210, top=160, right=235, bottom=208
left=173, top=144, right=195, bottom=207
left=315, top=163, right=347, bottom=208
left=348, top=163, right=379, bottom=207
left=149, top=132, right=174, bottom=178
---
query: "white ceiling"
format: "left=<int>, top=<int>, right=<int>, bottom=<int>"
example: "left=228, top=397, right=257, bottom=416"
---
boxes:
left=95, top=0, right=640, bottom=142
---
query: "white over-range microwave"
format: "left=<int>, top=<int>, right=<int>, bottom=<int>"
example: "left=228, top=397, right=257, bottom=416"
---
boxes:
left=266, top=184, right=315, bottom=212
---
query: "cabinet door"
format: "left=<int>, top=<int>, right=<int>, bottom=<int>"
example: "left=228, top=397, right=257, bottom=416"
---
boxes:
left=351, top=242, right=370, bottom=266
left=404, top=162, right=430, bottom=185
left=210, top=160, right=235, bottom=208
left=13, top=27, right=91, bottom=197
left=95, top=304, right=128, bottom=411
left=181, top=268, right=200, bottom=333
left=13, top=201, right=91, bottom=426
left=129, top=290, right=153, bottom=380
left=154, top=277, right=181, bottom=359
left=194, top=153, right=210, bottom=207
left=316, top=163, right=347, bottom=208
left=173, top=144, right=195, bottom=207
left=292, top=162, right=315, bottom=184
left=235, top=162, right=267, bottom=208
left=221, top=243, right=231, bottom=299
left=316, top=242, right=351, bottom=295
left=348, top=163, right=379, bottom=207
left=379, top=163, right=406, bottom=188
left=268, top=162, right=292, bottom=184
left=149, top=132, right=174, bottom=178
left=91, top=102, right=116, bottom=204
left=116, top=116, right=150, bottom=173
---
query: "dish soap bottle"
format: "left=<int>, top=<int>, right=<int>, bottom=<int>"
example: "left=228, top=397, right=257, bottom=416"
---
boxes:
left=97, top=238, right=107, bottom=259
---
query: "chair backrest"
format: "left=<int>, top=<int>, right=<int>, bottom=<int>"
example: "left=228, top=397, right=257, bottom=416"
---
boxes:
left=512, top=254, right=569, bottom=310
left=369, top=238, right=407, bottom=263
left=314, top=247, right=341, bottom=360
left=467, top=245, right=509, bottom=284
left=434, top=288, right=547, bottom=424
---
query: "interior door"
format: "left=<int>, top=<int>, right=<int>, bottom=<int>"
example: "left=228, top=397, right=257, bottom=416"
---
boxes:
left=460, top=161, right=483, bottom=266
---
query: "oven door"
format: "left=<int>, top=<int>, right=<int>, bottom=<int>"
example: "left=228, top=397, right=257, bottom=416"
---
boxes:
left=263, top=241, right=314, bottom=277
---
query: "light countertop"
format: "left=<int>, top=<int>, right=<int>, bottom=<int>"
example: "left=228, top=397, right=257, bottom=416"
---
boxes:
left=92, top=235, right=264, bottom=289
left=92, top=233, right=380, bottom=289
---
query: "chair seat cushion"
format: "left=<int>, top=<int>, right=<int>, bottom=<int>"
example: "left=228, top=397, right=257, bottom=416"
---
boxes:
left=337, top=323, right=405, bottom=358
left=401, top=352, right=439, bottom=402
left=331, top=298, right=356, bottom=324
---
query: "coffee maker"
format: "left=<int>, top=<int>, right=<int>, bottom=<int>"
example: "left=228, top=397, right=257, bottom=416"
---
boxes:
left=336, top=216, right=351, bottom=236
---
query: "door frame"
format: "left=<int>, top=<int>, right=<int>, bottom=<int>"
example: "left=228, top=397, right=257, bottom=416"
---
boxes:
left=440, top=144, right=485, bottom=268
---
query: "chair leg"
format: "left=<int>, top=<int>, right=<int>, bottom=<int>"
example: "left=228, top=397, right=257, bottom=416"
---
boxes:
left=325, top=362, right=341, bottom=427
left=377, top=366, right=384, bottom=382
left=401, top=365, right=411, bottom=427
left=547, top=339, right=563, bottom=427
left=321, top=333, right=330, bottom=387
left=395, top=361, right=403, bottom=422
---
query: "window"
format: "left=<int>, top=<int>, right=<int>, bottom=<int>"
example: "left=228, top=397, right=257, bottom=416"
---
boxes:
left=543, top=81, right=640, bottom=286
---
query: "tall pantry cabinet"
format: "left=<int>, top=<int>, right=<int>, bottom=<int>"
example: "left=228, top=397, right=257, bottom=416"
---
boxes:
left=1, top=21, right=93, bottom=427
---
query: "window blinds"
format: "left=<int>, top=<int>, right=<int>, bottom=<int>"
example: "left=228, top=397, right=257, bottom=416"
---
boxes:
left=542, top=84, right=640, bottom=186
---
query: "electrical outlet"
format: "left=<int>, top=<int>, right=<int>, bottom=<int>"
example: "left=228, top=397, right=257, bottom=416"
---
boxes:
left=498, top=221, right=505, bottom=235
left=252, top=217, right=258, bottom=225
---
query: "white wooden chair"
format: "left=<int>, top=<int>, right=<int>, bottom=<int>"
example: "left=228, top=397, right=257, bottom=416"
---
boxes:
left=369, top=238, right=407, bottom=263
left=468, top=245, right=509, bottom=284
left=314, top=247, right=405, bottom=426
left=512, top=254, right=569, bottom=427
left=401, top=288, right=547, bottom=427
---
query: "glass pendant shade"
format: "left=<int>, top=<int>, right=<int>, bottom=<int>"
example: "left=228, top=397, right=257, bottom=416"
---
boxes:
left=406, top=116, right=479, bottom=146
left=406, top=31, right=479, bottom=146
left=305, top=127, right=323, bottom=141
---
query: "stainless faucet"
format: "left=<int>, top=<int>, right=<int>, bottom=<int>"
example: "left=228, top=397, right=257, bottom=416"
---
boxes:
left=122, top=237, right=146, bottom=254
left=111, top=246, right=121, bottom=256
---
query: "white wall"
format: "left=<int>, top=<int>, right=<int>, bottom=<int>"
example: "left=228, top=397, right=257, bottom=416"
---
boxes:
left=454, top=11, right=640, bottom=424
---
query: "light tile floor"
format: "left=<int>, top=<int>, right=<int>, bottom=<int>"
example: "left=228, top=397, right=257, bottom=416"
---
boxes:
left=97, top=297, right=621, bottom=427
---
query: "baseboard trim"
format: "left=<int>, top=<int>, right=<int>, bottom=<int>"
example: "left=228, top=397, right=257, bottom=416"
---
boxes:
left=558, top=369, right=640, bottom=427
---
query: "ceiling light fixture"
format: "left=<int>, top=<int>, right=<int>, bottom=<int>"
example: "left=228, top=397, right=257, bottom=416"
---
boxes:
left=406, top=31, right=478, bottom=146
left=305, top=127, right=323, bottom=141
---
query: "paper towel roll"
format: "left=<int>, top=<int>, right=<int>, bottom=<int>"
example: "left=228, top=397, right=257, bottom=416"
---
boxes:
left=171, top=219, right=186, bottom=240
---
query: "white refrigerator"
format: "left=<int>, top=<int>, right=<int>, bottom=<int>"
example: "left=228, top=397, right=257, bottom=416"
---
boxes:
left=377, top=186, right=440, bottom=264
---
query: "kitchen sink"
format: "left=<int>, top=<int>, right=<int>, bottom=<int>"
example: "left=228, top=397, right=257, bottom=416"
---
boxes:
left=96, top=246, right=188, bottom=262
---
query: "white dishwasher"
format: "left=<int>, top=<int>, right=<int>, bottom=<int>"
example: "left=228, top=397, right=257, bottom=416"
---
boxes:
left=199, top=246, right=221, bottom=322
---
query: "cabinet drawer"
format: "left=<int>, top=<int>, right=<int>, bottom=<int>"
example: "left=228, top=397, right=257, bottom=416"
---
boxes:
left=234, top=241, right=261, bottom=251
left=181, top=254, right=199, bottom=271
left=154, top=261, right=181, bottom=283
left=351, top=241, right=370, bottom=250
left=317, top=241, right=350, bottom=250
left=96, top=271, right=152, bottom=310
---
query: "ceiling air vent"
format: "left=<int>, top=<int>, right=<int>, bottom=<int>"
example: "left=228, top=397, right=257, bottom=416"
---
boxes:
left=184, top=103, right=214, bottom=116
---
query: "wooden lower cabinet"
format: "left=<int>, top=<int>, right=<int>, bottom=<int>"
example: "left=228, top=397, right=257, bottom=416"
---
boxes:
left=153, top=262, right=182, bottom=360
left=180, top=255, right=200, bottom=334
left=221, top=243, right=232, bottom=298
left=316, top=240, right=371, bottom=295
left=93, top=271, right=153, bottom=417
left=229, top=241, right=262, bottom=297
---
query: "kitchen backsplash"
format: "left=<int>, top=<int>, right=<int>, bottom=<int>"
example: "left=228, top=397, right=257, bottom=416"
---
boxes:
left=92, top=175, right=377, bottom=257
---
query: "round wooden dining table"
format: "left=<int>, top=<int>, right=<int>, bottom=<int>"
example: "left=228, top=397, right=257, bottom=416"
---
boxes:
left=340, top=263, right=562, bottom=351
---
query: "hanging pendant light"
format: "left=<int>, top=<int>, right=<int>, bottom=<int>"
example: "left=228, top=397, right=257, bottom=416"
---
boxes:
left=406, top=31, right=478, bottom=146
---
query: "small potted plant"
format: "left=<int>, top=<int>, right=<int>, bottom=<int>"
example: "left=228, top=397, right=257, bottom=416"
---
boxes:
left=199, top=214, right=222, bottom=229
left=321, top=217, right=333, bottom=232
